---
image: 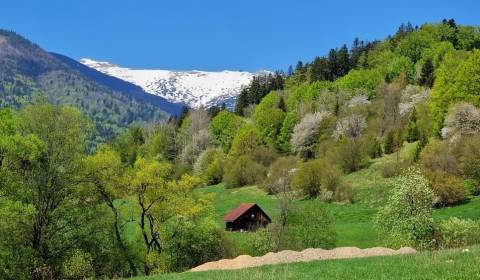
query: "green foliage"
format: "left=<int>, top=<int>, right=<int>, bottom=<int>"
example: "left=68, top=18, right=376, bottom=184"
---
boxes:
left=263, top=156, right=297, bottom=195
left=424, top=171, right=467, bottom=206
left=418, top=58, right=434, bottom=87
left=406, top=108, right=419, bottom=142
left=385, top=56, right=415, bottom=83
left=283, top=203, right=336, bottom=250
left=235, top=73, right=284, bottom=115
left=194, top=148, right=225, bottom=186
left=335, top=137, right=370, bottom=173
left=143, top=123, right=178, bottom=161
left=292, top=159, right=353, bottom=201
left=459, top=136, right=480, bottom=192
left=62, top=250, right=94, bottom=280
left=252, top=92, right=285, bottom=144
left=276, top=111, right=299, bottom=152
left=396, top=31, right=434, bottom=63
left=439, top=218, right=480, bottom=248
left=430, top=49, right=478, bottom=132
left=375, top=168, right=435, bottom=249
left=335, top=68, right=383, bottom=98
left=209, top=111, right=246, bottom=152
left=228, top=125, right=263, bottom=158
left=223, top=156, right=266, bottom=188
left=157, top=218, right=230, bottom=273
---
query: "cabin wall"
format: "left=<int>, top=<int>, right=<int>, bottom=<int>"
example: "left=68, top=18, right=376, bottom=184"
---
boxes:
left=225, top=207, right=270, bottom=231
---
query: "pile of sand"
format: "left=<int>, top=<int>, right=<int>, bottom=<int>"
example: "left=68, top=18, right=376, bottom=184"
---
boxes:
left=190, top=246, right=416, bottom=272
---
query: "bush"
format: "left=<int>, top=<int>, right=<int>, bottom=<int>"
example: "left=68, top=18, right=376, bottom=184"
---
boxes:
left=282, top=203, right=336, bottom=250
left=380, top=160, right=411, bottom=178
left=62, top=250, right=93, bottom=280
left=157, top=218, right=232, bottom=273
left=247, top=228, right=275, bottom=256
left=250, top=145, right=278, bottom=167
left=193, top=148, right=225, bottom=185
left=464, top=179, right=480, bottom=196
left=203, top=156, right=225, bottom=186
left=384, top=129, right=403, bottom=154
left=263, top=156, right=297, bottom=195
left=228, top=125, right=263, bottom=158
left=459, top=136, right=480, bottom=190
left=292, top=159, right=353, bottom=201
left=423, top=171, right=467, bottom=206
left=336, top=137, right=369, bottom=173
left=375, top=168, right=436, bottom=249
left=223, top=156, right=266, bottom=188
left=420, top=140, right=458, bottom=175
left=439, top=218, right=480, bottom=248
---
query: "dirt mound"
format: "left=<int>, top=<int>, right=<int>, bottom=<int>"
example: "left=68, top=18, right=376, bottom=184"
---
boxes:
left=190, top=246, right=416, bottom=272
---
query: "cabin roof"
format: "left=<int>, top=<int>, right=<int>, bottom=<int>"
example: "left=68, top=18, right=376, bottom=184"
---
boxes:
left=223, top=203, right=270, bottom=222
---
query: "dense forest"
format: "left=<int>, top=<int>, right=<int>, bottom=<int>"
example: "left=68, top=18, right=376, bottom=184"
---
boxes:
left=2, top=19, right=480, bottom=279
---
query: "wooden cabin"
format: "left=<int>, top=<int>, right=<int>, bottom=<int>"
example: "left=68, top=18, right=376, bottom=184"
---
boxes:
left=223, top=203, right=271, bottom=232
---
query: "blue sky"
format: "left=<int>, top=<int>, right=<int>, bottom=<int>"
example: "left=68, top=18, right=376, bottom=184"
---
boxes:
left=2, top=0, right=479, bottom=71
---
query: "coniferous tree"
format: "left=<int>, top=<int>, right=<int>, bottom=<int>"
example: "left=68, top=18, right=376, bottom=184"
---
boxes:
left=407, top=108, right=419, bottom=142
left=419, top=58, right=434, bottom=88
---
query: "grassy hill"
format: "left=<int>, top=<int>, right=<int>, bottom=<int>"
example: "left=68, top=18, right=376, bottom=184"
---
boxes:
left=196, top=142, right=480, bottom=251
left=134, top=245, right=480, bottom=280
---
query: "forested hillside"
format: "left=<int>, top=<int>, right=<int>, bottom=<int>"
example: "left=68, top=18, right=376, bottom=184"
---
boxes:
left=1, top=19, right=480, bottom=280
left=0, top=30, right=170, bottom=143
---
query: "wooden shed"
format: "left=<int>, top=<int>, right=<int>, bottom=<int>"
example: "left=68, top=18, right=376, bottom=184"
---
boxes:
left=223, top=203, right=271, bottom=232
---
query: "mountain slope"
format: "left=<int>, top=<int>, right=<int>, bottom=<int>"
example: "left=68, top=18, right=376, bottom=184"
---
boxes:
left=52, top=53, right=184, bottom=116
left=80, top=58, right=256, bottom=108
left=0, top=30, right=170, bottom=141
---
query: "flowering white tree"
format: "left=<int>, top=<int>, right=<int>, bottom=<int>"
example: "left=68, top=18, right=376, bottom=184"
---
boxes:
left=333, top=114, right=367, bottom=139
left=291, top=111, right=329, bottom=158
left=442, top=102, right=480, bottom=141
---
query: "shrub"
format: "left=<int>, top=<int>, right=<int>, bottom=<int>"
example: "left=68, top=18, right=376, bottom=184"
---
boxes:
left=439, top=218, right=480, bottom=248
left=263, top=156, right=297, bottom=195
left=292, top=159, right=353, bottom=201
left=62, top=250, right=93, bottom=280
left=420, top=140, right=458, bottom=175
left=250, top=145, right=278, bottom=167
left=464, top=179, right=480, bottom=196
left=193, top=148, right=225, bottom=185
left=193, top=148, right=222, bottom=176
left=458, top=136, right=480, bottom=190
left=336, top=137, right=369, bottom=173
left=247, top=228, right=275, bottom=256
left=157, top=218, right=231, bottom=273
left=367, top=136, right=383, bottom=159
left=423, top=171, right=467, bottom=206
left=384, top=129, right=403, bottom=154
left=203, top=156, right=225, bottom=186
left=282, top=203, right=336, bottom=251
left=380, top=160, right=411, bottom=178
left=223, top=156, right=266, bottom=188
left=375, top=168, right=436, bottom=249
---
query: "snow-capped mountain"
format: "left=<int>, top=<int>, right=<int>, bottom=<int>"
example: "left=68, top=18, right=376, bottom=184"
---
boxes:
left=80, top=58, right=256, bottom=108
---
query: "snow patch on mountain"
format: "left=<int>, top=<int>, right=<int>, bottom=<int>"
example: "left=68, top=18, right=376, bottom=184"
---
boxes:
left=80, top=58, right=256, bottom=108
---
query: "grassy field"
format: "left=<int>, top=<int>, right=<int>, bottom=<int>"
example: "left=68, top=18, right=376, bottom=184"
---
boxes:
left=198, top=142, right=480, bottom=249
left=134, top=246, right=480, bottom=280
left=124, top=141, right=480, bottom=279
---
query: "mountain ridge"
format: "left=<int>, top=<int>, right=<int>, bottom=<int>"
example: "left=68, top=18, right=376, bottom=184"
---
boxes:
left=80, top=58, right=259, bottom=108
